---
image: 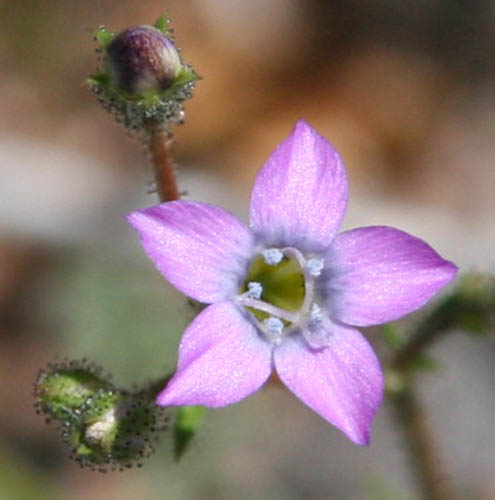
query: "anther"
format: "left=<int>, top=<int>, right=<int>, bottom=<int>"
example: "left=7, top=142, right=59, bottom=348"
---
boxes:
left=310, top=303, right=323, bottom=322
left=246, top=282, right=263, bottom=299
left=306, top=258, right=324, bottom=277
left=262, top=248, right=284, bottom=266
left=265, top=317, right=284, bottom=335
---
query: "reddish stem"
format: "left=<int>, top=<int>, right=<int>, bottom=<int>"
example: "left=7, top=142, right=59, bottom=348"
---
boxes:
left=148, top=127, right=180, bottom=202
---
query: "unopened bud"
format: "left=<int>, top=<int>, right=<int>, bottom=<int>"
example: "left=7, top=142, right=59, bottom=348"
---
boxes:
left=105, top=25, right=182, bottom=95
left=35, top=360, right=168, bottom=471
left=35, top=360, right=109, bottom=422
left=89, top=14, right=199, bottom=131
left=70, top=390, right=167, bottom=469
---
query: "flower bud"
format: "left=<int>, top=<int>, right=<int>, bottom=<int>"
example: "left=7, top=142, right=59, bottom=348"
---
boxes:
left=69, top=390, right=167, bottom=469
left=88, top=15, right=199, bottom=131
left=35, top=360, right=168, bottom=471
left=35, top=360, right=109, bottom=422
left=105, top=25, right=182, bottom=95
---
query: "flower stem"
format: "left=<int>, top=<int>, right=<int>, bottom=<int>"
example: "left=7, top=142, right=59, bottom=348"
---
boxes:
left=389, top=383, right=455, bottom=500
left=147, top=126, right=180, bottom=202
left=391, top=299, right=457, bottom=372
left=387, top=302, right=459, bottom=500
left=391, top=331, right=446, bottom=373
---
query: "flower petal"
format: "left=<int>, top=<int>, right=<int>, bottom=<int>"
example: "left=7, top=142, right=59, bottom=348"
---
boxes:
left=327, top=226, right=458, bottom=326
left=127, top=201, right=254, bottom=303
left=274, top=323, right=383, bottom=445
left=249, top=120, right=348, bottom=252
left=157, top=301, right=273, bottom=407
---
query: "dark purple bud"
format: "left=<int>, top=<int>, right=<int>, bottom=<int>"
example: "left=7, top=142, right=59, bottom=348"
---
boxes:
left=105, top=25, right=182, bottom=95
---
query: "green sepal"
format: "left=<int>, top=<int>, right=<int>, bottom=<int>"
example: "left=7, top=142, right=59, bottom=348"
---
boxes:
left=173, top=406, right=206, bottom=461
left=36, top=365, right=109, bottom=423
left=93, top=26, right=115, bottom=49
left=35, top=361, right=169, bottom=470
left=69, top=389, right=168, bottom=468
left=88, top=66, right=199, bottom=130
left=64, top=389, right=124, bottom=466
left=89, top=66, right=198, bottom=101
left=154, top=13, right=171, bottom=35
left=174, top=66, right=201, bottom=86
left=70, top=425, right=107, bottom=465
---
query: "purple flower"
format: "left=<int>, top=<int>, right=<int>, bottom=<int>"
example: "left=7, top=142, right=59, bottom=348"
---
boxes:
left=127, top=121, right=457, bottom=445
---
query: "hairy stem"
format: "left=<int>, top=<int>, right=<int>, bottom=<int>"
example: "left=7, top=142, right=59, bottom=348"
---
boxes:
left=387, top=303, right=459, bottom=500
left=391, top=328, right=448, bottom=373
left=147, top=127, right=180, bottom=202
left=391, top=297, right=457, bottom=372
left=390, top=384, right=455, bottom=500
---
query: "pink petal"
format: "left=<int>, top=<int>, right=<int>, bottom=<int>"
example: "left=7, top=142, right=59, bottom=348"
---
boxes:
left=157, top=301, right=273, bottom=407
left=274, top=323, right=383, bottom=445
left=327, top=226, right=458, bottom=326
left=127, top=201, right=254, bottom=303
left=249, top=120, right=348, bottom=252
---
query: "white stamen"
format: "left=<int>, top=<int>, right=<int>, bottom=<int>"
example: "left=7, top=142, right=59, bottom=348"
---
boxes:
left=310, top=303, right=323, bottom=322
left=246, top=281, right=263, bottom=299
left=263, top=248, right=284, bottom=266
left=304, top=307, right=332, bottom=347
left=237, top=296, right=299, bottom=323
left=306, top=258, right=324, bottom=277
left=304, top=323, right=331, bottom=348
left=265, top=316, right=284, bottom=335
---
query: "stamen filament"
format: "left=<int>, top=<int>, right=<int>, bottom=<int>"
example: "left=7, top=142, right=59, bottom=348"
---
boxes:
left=237, top=296, right=299, bottom=323
left=282, top=246, right=317, bottom=322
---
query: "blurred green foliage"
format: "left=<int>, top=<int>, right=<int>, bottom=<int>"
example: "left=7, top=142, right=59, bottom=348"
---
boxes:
left=43, top=249, right=186, bottom=386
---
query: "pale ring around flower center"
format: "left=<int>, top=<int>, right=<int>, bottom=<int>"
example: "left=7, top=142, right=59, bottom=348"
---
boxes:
left=236, top=247, right=325, bottom=345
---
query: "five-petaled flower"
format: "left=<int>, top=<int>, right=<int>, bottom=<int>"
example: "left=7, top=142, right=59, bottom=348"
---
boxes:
left=127, top=121, right=457, bottom=445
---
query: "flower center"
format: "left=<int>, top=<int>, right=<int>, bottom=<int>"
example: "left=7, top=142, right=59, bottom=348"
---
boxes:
left=237, top=247, right=324, bottom=344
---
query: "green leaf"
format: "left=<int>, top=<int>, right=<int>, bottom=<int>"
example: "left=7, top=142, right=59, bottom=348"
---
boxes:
left=173, top=406, right=206, bottom=461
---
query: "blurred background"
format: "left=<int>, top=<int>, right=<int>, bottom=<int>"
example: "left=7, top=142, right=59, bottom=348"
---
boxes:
left=0, top=0, right=493, bottom=499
